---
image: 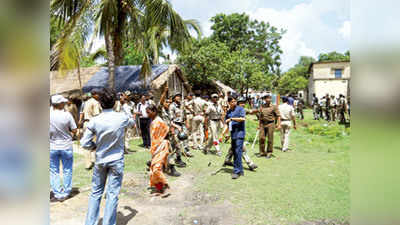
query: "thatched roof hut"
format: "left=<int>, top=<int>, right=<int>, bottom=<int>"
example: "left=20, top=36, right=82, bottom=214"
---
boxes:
left=50, top=64, right=191, bottom=101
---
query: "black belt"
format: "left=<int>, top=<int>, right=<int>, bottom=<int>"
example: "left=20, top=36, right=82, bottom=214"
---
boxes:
left=211, top=119, right=220, bottom=121
left=174, top=121, right=184, bottom=125
left=281, top=119, right=290, bottom=121
left=261, top=120, right=275, bottom=124
left=140, top=117, right=150, bottom=120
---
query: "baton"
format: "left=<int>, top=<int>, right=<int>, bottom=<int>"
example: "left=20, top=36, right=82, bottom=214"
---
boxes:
left=251, top=129, right=259, bottom=151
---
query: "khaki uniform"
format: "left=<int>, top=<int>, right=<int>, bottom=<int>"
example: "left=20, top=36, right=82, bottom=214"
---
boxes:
left=184, top=99, right=194, bottom=146
left=258, top=104, right=280, bottom=155
left=330, top=98, right=337, bottom=122
left=169, top=101, right=190, bottom=157
left=279, top=103, right=295, bottom=151
left=204, top=101, right=223, bottom=154
left=338, top=97, right=347, bottom=123
left=82, top=97, right=102, bottom=168
left=191, top=97, right=207, bottom=149
left=113, top=100, right=122, bottom=112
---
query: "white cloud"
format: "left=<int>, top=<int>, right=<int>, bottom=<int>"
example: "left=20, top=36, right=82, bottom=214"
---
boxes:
left=246, top=0, right=349, bottom=71
left=339, top=21, right=351, bottom=39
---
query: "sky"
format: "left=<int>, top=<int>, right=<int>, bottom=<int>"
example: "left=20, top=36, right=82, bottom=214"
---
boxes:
left=167, top=0, right=350, bottom=71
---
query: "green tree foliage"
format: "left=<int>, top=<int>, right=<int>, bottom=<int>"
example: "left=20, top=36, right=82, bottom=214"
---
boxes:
left=177, top=38, right=267, bottom=91
left=210, top=13, right=284, bottom=75
left=276, top=56, right=316, bottom=94
left=276, top=69, right=308, bottom=95
left=318, top=51, right=350, bottom=62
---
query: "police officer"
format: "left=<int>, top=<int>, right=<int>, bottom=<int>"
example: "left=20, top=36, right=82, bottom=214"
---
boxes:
left=191, top=90, right=207, bottom=150
left=204, top=93, right=223, bottom=156
left=251, top=95, right=281, bottom=158
left=169, top=92, right=193, bottom=159
left=184, top=93, right=195, bottom=148
left=338, top=94, right=347, bottom=124
left=330, top=95, right=337, bottom=122
left=312, top=93, right=319, bottom=120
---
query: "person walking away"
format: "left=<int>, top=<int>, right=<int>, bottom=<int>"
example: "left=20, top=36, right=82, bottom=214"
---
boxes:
left=81, top=88, right=134, bottom=225
left=225, top=95, right=246, bottom=179
left=278, top=97, right=297, bottom=152
left=312, top=93, right=319, bottom=120
left=191, top=90, right=207, bottom=150
left=288, top=94, right=294, bottom=106
left=82, top=90, right=102, bottom=170
left=222, top=97, right=257, bottom=170
left=136, top=95, right=151, bottom=148
left=204, top=93, right=223, bottom=156
left=50, top=95, right=77, bottom=201
left=252, top=95, right=261, bottom=109
left=250, top=95, right=281, bottom=158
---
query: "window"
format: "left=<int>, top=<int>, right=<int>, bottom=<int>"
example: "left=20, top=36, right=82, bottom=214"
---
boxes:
left=334, top=69, right=343, bottom=78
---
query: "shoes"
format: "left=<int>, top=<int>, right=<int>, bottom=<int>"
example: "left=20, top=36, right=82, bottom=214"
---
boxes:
left=249, top=164, right=258, bottom=171
left=256, top=153, right=267, bottom=158
left=266, top=153, right=273, bottom=159
left=85, top=163, right=94, bottom=171
left=184, top=148, right=194, bottom=157
left=168, top=165, right=181, bottom=177
left=216, top=151, right=222, bottom=157
left=222, top=161, right=234, bottom=167
left=231, top=173, right=240, bottom=179
left=175, top=159, right=187, bottom=168
left=202, top=149, right=208, bottom=155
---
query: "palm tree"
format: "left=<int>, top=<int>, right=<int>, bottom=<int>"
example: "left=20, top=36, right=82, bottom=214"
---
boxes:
left=50, top=0, right=201, bottom=91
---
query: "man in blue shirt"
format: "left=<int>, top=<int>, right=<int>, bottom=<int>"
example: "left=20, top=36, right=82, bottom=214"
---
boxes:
left=81, top=88, right=135, bottom=225
left=225, top=95, right=246, bottom=179
left=288, top=94, right=294, bottom=106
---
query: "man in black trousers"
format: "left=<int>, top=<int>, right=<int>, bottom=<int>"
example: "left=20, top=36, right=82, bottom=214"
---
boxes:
left=135, top=95, right=151, bottom=148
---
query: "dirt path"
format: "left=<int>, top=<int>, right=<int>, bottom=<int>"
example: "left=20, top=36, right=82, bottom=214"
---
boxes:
left=50, top=172, right=243, bottom=225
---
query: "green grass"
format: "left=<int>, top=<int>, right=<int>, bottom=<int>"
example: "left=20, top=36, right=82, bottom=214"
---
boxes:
left=71, top=109, right=350, bottom=224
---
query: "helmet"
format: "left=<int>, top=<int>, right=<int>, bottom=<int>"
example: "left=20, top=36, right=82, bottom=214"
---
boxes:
left=177, top=131, right=188, bottom=140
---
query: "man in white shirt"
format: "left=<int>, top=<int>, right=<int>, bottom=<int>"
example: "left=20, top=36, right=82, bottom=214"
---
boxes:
left=135, top=95, right=151, bottom=148
left=50, top=95, right=77, bottom=201
left=278, top=96, right=297, bottom=152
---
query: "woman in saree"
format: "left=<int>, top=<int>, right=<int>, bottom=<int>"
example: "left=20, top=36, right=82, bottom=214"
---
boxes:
left=146, top=104, right=171, bottom=194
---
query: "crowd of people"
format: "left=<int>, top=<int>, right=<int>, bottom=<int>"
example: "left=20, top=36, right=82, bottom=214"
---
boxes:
left=49, top=86, right=348, bottom=225
left=311, top=93, right=350, bottom=123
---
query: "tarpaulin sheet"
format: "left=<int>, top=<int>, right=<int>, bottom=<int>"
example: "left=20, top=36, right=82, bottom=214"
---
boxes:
left=82, top=64, right=169, bottom=94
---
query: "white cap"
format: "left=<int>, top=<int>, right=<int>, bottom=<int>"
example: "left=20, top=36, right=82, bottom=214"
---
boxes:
left=211, top=93, right=219, bottom=98
left=51, top=95, right=68, bottom=104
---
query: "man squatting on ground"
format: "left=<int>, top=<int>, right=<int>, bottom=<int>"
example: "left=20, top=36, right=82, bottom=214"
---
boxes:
left=80, top=88, right=135, bottom=225
left=222, top=97, right=258, bottom=171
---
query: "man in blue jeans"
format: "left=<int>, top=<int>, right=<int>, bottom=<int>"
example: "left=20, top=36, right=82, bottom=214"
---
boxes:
left=225, top=95, right=246, bottom=179
left=81, top=88, right=135, bottom=225
left=50, top=95, right=77, bottom=201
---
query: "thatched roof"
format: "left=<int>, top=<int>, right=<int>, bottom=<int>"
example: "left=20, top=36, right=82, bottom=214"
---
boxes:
left=213, top=80, right=236, bottom=94
left=50, top=67, right=101, bottom=95
left=50, top=64, right=190, bottom=96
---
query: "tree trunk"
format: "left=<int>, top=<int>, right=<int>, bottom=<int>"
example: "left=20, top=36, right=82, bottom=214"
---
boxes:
left=112, top=2, right=126, bottom=66
left=105, top=32, right=116, bottom=90
left=153, top=45, right=159, bottom=65
left=77, top=61, right=83, bottom=97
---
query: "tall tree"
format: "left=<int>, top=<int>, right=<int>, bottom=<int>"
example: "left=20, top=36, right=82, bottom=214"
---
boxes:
left=318, top=51, right=350, bottom=62
left=210, top=13, right=284, bottom=76
left=50, top=0, right=200, bottom=90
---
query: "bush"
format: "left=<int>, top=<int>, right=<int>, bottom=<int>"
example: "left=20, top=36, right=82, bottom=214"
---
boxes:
left=306, top=123, right=350, bottom=138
